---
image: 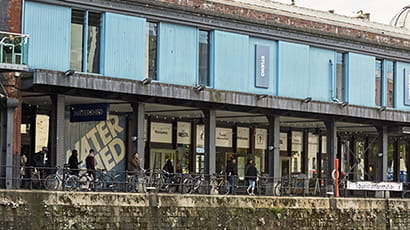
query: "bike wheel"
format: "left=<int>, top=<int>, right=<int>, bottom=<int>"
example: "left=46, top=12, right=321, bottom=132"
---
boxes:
left=78, top=175, right=92, bottom=191
left=64, top=175, right=79, bottom=191
left=273, top=182, right=282, bottom=196
left=44, top=174, right=60, bottom=190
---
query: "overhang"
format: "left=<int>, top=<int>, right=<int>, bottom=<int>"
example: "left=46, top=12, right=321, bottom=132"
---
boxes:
left=22, top=69, right=410, bottom=125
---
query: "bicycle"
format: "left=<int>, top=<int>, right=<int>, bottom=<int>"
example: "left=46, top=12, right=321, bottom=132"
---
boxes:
left=182, top=173, right=205, bottom=194
left=78, top=169, right=121, bottom=192
left=126, top=169, right=147, bottom=193
left=210, top=171, right=228, bottom=195
left=44, top=166, right=79, bottom=191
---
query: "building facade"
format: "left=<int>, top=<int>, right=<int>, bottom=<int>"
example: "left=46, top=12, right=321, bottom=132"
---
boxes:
left=2, top=0, right=410, bottom=189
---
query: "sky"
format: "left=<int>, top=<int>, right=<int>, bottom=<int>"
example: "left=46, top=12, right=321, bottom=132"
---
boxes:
left=273, top=0, right=408, bottom=24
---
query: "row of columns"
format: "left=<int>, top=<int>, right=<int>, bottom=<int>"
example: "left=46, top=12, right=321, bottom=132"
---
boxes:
left=44, top=97, right=390, bottom=184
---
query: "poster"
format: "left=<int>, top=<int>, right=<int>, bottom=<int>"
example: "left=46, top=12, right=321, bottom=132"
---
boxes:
left=177, top=122, right=191, bottom=144
left=216, top=128, right=232, bottom=147
left=196, top=124, right=205, bottom=148
left=237, top=127, right=249, bottom=149
left=151, top=122, right=172, bottom=143
left=255, top=128, right=267, bottom=150
left=292, top=131, right=303, bottom=152
left=64, top=115, right=126, bottom=172
left=280, top=133, right=287, bottom=151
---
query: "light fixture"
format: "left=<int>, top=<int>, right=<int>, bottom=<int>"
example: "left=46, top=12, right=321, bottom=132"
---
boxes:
left=141, top=77, right=152, bottom=85
left=340, top=102, right=349, bottom=108
left=194, top=85, right=205, bottom=92
left=302, top=97, right=312, bottom=103
left=377, top=106, right=386, bottom=112
left=256, top=94, right=268, bottom=99
left=333, top=98, right=348, bottom=108
left=64, top=69, right=75, bottom=77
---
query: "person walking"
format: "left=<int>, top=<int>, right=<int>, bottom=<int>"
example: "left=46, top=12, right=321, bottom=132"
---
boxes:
left=245, top=162, right=258, bottom=195
left=129, top=153, right=142, bottom=192
left=226, top=158, right=238, bottom=195
left=85, top=149, right=96, bottom=179
left=68, top=149, right=82, bottom=176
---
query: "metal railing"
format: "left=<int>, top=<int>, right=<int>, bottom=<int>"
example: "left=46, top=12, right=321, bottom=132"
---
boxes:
left=0, top=31, right=29, bottom=65
left=0, top=165, right=408, bottom=198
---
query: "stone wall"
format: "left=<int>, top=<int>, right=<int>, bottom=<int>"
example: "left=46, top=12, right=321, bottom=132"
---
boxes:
left=0, top=190, right=410, bottom=229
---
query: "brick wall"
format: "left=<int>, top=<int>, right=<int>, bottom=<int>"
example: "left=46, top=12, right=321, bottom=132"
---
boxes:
left=145, top=0, right=410, bottom=51
left=1, top=190, right=410, bottom=229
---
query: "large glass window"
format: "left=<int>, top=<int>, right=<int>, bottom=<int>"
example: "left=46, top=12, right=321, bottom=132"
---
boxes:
left=70, top=10, right=84, bottom=71
left=386, top=61, right=394, bottom=108
left=146, top=22, right=158, bottom=80
left=198, top=30, right=210, bottom=86
left=70, top=10, right=101, bottom=73
left=335, top=52, right=345, bottom=101
left=375, top=59, right=382, bottom=106
left=87, top=12, right=101, bottom=73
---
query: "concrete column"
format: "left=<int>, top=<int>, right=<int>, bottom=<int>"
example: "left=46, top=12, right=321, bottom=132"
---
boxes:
left=5, top=98, right=18, bottom=189
left=50, top=95, right=65, bottom=168
left=131, top=103, right=145, bottom=167
left=203, top=109, right=216, bottom=175
left=267, top=115, right=280, bottom=180
left=407, top=141, right=410, bottom=184
left=393, top=140, right=400, bottom=182
left=377, top=126, right=388, bottom=182
left=325, top=119, right=337, bottom=185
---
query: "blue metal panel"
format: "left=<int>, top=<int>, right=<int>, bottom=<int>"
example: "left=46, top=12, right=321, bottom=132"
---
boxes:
left=249, top=37, right=276, bottom=95
left=23, top=2, right=71, bottom=71
left=158, top=23, right=197, bottom=85
left=347, top=52, right=376, bottom=107
left=278, top=41, right=309, bottom=99
left=103, top=13, right=146, bottom=80
left=213, top=31, right=249, bottom=91
left=308, top=47, right=335, bottom=101
left=395, top=62, right=410, bottom=110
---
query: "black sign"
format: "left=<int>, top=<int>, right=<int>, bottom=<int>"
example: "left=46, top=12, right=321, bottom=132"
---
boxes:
left=70, top=103, right=109, bottom=122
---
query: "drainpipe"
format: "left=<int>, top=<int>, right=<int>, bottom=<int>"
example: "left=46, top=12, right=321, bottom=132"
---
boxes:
left=5, top=97, right=18, bottom=189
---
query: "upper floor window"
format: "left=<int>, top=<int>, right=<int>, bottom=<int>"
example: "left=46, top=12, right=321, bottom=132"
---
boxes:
left=146, top=22, right=158, bottom=80
left=335, top=52, right=345, bottom=101
left=375, top=59, right=382, bottom=106
left=70, top=10, right=101, bottom=73
left=198, top=30, right=210, bottom=86
left=386, top=60, right=394, bottom=108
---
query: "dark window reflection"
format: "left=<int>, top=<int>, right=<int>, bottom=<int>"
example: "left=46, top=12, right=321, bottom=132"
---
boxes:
left=198, top=30, right=210, bottom=86
left=147, top=22, right=158, bottom=80
left=375, top=60, right=382, bottom=106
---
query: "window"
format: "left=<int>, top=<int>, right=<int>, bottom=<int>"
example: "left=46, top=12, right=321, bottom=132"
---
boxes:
left=198, top=30, right=210, bottom=86
left=386, top=61, right=394, bottom=107
left=146, top=22, right=158, bottom=80
left=335, top=52, right=345, bottom=101
left=375, top=59, right=382, bottom=106
left=70, top=10, right=101, bottom=73
left=70, top=10, right=84, bottom=71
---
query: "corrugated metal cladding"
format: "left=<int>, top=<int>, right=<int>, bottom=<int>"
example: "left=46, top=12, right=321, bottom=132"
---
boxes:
left=103, top=13, right=146, bottom=80
left=23, top=1, right=71, bottom=71
left=213, top=31, right=249, bottom=91
left=347, top=53, right=376, bottom=107
left=158, top=23, right=197, bottom=85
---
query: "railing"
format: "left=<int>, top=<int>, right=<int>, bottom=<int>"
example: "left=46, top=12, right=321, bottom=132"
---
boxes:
left=0, top=31, right=29, bottom=65
left=0, top=165, right=407, bottom=198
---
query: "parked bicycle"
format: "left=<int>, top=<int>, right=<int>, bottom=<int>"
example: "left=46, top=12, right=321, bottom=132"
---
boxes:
left=210, top=171, right=228, bottom=195
left=44, top=165, right=79, bottom=191
left=182, top=173, right=206, bottom=194
left=126, top=169, right=147, bottom=193
left=79, top=169, right=121, bottom=192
